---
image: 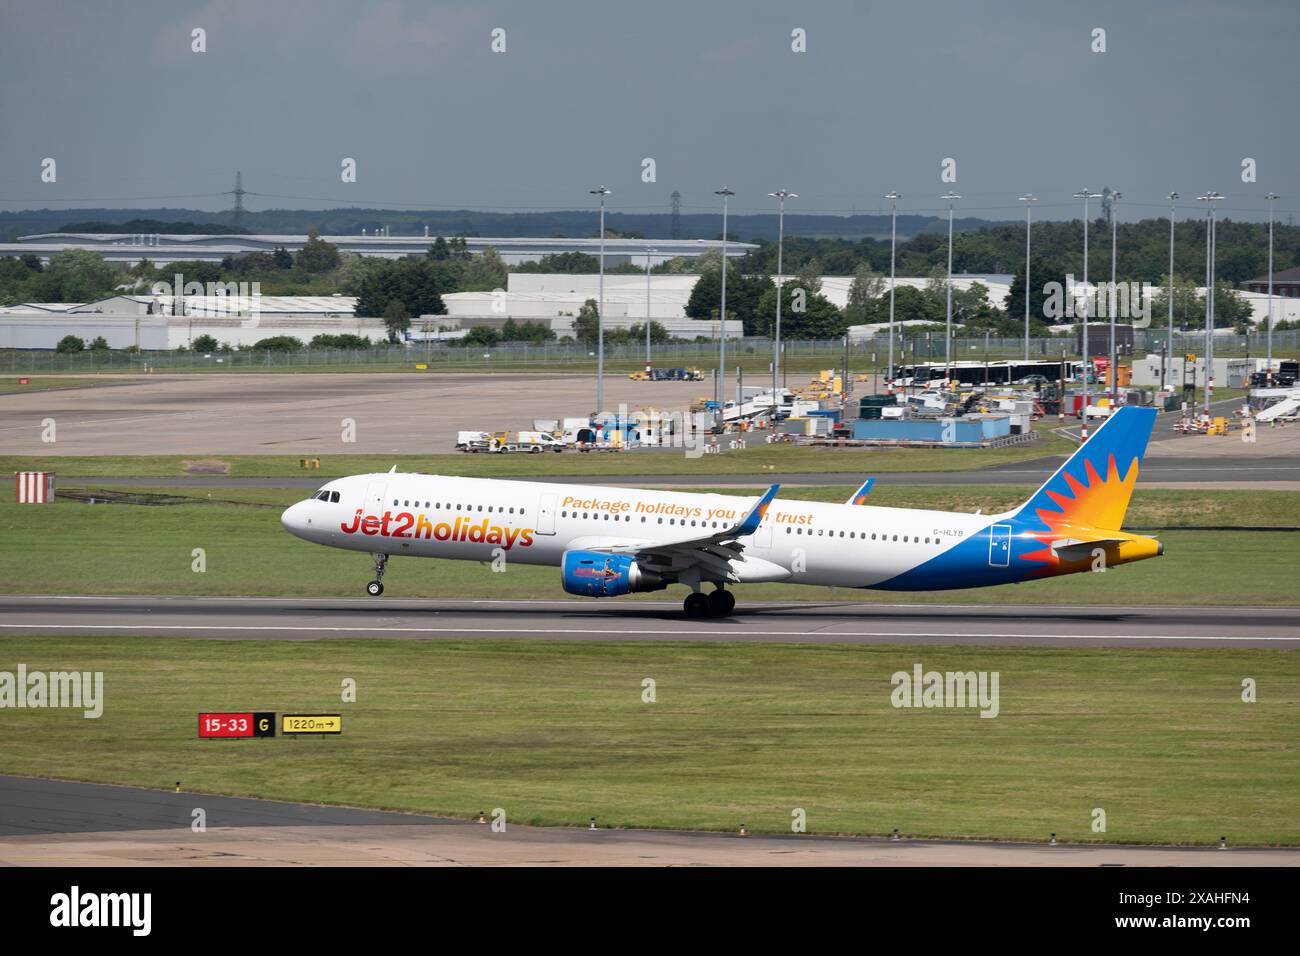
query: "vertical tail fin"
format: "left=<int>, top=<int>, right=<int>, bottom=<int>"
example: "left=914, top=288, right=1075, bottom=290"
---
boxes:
left=1015, top=406, right=1156, bottom=532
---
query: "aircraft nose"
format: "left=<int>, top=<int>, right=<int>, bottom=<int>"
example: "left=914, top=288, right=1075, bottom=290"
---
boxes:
left=281, top=501, right=311, bottom=539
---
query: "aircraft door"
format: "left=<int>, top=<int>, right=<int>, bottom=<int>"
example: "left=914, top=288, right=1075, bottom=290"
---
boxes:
left=537, top=493, right=557, bottom=535
left=988, top=523, right=1011, bottom=568
left=364, top=478, right=388, bottom=515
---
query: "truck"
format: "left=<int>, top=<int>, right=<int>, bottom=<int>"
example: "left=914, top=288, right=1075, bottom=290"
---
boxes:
left=491, top=431, right=566, bottom=453
left=629, top=367, right=705, bottom=382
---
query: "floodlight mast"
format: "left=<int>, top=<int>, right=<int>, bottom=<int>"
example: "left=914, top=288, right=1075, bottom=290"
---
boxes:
left=942, top=191, right=961, bottom=383
left=1073, top=189, right=1103, bottom=439
left=590, top=185, right=611, bottom=413
left=1019, top=194, right=1038, bottom=363
left=884, top=190, right=900, bottom=387
left=768, top=190, right=797, bottom=405
left=715, top=187, right=735, bottom=406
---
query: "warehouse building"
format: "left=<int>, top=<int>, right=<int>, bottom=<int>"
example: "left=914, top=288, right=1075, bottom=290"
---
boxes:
left=1, top=233, right=757, bottom=267
left=1244, top=266, right=1300, bottom=298
left=440, top=273, right=734, bottom=339
left=0, top=294, right=383, bottom=350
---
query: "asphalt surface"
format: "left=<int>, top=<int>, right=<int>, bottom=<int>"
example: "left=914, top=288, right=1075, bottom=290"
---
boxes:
left=0, top=775, right=436, bottom=837
left=2, top=596, right=1296, bottom=648
left=0, top=372, right=713, bottom=456
left=4, top=777, right=1295, bottom=865
left=55, top=453, right=1300, bottom=489
left=6, top=372, right=1296, bottom=475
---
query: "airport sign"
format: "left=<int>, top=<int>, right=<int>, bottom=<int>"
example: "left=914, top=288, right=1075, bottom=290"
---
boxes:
left=198, top=712, right=276, bottom=739
left=281, top=713, right=342, bottom=735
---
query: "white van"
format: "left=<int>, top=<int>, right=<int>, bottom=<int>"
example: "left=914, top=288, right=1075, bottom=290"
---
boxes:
left=455, top=431, right=493, bottom=452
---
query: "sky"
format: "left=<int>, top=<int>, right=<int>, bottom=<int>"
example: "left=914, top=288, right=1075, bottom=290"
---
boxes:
left=0, top=0, right=1296, bottom=224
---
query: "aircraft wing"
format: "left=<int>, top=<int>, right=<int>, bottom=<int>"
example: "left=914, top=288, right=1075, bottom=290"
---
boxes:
left=588, top=484, right=780, bottom=577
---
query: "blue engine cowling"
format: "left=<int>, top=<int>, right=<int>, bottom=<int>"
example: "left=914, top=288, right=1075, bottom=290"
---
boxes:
left=561, top=550, right=666, bottom=597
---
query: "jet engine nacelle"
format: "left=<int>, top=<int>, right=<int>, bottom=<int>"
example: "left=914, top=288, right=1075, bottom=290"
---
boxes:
left=561, top=550, right=667, bottom=597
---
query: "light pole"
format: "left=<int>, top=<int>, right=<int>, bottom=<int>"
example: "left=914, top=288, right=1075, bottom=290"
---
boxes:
left=1108, top=190, right=1122, bottom=400
left=590, top=185, right=611, bottom=413
left=1018, top=194, right=1037, bottom=363
left=1073, top=189, right=1103, bottom=439
left=715, top=187, right=735, bottom=406
left=768, top=190, right=796, bottom=407
left=942, top=191, right=961, bottom=383
left=1166, top=192, right=1178, bottom=390
left=644, top=246, right=656, bottom=368
left=1198, top=191, right=1223, bottom=415
left=884, top=190, right=900, bottom=389
left=1266, top=192, right=1280, bottom=374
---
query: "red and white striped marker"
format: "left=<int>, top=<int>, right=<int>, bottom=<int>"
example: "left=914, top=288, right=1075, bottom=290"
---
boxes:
left=15, top=471, right=55, bottom=504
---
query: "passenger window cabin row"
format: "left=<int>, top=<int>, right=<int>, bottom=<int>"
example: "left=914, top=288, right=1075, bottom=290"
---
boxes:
left=786, top=526, right=940, bottom=545
left=554, top=508, right=941, bottom=546
left=390, top=499, right=526, bottom=516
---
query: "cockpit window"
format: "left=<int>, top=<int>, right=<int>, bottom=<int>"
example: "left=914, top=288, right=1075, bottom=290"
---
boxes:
left=331, top=491, right=340, bottom=503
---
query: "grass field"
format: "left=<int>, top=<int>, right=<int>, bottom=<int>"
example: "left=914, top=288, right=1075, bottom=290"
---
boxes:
left=0, top=376, right=105, bottom=395
left=0, top=636, right=1294, bottom=845
left=0, top=347, right=1091, bottom=376
left=2, top=484, right=1295, bottom=605
left=0, top=431, right=1072, bottom=480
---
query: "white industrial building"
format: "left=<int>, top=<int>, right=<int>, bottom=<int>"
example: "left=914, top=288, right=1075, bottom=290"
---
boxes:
left=3, top=268, right=1295, bottom=351
left=0, top=294, right=383, bottom=350
left=1, top=233, right=757, bottom=267
left=439, top=273, right=742, bottom=339
left=440, top=272, right=1013, bottom=341
left=1131, top=354, right=1267, bottom=389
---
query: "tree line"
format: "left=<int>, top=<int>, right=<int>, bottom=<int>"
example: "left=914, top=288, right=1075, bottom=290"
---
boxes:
left=4, top=215, right=1298, bottom=350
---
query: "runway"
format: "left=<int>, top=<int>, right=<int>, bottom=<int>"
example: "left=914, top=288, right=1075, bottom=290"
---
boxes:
left=1, top=595, right=1296, bottom=648
left=3, top=776, right=1294, bottom=866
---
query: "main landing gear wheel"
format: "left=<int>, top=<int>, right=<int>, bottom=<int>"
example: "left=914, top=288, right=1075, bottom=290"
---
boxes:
left=708, top=589, right=735, bottom=616
left=367, top=553, right=387, bottom=597
left=683, top=592, right=711, bottom=618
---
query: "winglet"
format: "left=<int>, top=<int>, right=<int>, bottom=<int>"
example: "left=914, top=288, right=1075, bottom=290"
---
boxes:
left=732, top=484, right=779, bottom=536
left=846, top=477, right=875, bottom=505
left=389, top=465, right=397, bottom=474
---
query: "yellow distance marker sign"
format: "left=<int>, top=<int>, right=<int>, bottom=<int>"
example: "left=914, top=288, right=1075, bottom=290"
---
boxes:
left=281, top=713, right=342, bottom=735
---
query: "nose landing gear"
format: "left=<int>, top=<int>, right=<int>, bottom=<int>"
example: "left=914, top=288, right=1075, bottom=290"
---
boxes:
left=367, top=553, right=387, bottom=596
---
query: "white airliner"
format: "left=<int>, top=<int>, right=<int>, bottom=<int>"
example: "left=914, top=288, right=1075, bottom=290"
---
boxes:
left=281, top=406, right=1162, bottom=616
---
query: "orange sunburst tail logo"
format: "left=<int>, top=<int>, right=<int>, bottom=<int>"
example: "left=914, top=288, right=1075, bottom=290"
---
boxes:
left=1013, top=407, right=1155, bottom=570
